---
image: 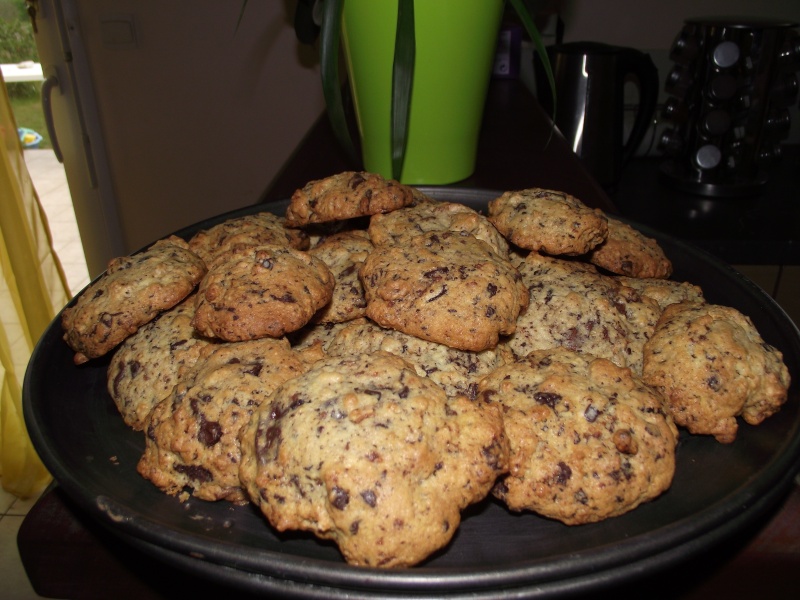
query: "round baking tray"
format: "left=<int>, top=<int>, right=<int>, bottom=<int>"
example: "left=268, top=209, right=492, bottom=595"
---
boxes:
left=23, top=188, right=800, bottom=598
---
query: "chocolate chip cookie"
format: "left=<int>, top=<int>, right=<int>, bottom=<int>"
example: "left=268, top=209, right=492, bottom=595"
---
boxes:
left=642, top=302, right=790, bottom=443
left=188, top=212, right=309, bottom=266
left=487, top=188, right=608, bottom=256
left=507, top=252, right=660, bottom=374
left=368, top=200, right=510, bottom=257
left=107, top=294, right=214, bottom=430
left=325, top=317, right=513, bottom=399
left=588, top=217, right=672, bottom=279
left=308, top=230, right=373, bottom=324
left=192, top=244, right=334, bottom=341
left=137, top=337, right=308, bottom=503
left=62, top=236, right=207, bottom=364
left=285, top=171, right=415, bottom=227
left=360, top=230, right=529, bottom=351
left=479, top=347, right=678, bottom=525
left=617, top=276, right=705, bottom=310
left=238, top=351, right=508, bottom=567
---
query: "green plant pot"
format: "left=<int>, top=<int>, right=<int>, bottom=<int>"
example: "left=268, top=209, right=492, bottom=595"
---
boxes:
left=341, top=0, right=504, bottom=184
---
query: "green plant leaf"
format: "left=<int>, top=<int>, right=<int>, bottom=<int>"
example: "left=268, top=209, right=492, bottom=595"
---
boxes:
left=391, top=0, right=415, bottom=181
left=508, top=0, right=557, bottom=128
left=320, top=0, right=359, bottom=165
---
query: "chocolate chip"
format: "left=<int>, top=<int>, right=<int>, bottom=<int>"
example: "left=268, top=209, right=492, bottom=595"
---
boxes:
left=198, top=420, right=223, bottom=447
left=554, top=461, right=572, bottom=485
left=330, top=486, right=350, bottom=510
left=535, top=392, right=561, bottom=408
left=360, top=490, right=377, bottom=507
left=169, top=339, right=187, bottom=351
left=243, top=363, right=263, bottom=377
left=174, top=463, right=213, bottom=482
left=423, top=266, right=449, bottom=279
left=349, top=173, right=366, bottom=189
left=272, top=292, right=297, bottom=303
left=427, top=285, right=448, bottom=302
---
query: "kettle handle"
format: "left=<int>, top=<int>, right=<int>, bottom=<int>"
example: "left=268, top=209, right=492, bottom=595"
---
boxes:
left=618, top=49, right=660, bottom=164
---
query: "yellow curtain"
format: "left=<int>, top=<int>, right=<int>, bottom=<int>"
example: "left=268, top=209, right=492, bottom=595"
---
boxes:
left=0, top=73, right=71, bottom=498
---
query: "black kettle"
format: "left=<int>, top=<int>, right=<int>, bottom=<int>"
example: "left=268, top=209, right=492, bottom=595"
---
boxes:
left=537, top=42, right=660, bottom=187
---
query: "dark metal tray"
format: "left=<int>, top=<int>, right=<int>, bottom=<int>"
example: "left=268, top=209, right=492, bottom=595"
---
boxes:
left=23, top=188, right=800, bottom=598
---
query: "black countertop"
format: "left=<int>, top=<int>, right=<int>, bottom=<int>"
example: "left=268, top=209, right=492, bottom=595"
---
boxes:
left=610, top=145, right=800, bottom=265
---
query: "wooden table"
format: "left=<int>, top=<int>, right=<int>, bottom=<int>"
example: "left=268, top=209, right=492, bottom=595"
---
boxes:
left=18, top=78, right=800, bottom=599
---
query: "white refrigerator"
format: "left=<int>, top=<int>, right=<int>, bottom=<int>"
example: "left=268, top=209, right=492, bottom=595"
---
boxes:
left=30, top=0, right=324, bottom=277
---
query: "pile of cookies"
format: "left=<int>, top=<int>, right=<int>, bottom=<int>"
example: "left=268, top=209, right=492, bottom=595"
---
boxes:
left=61, top=171, right=791, bottom=568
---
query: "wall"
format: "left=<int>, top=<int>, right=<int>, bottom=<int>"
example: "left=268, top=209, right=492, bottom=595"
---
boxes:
left=74, top=0, right=324, bottom=251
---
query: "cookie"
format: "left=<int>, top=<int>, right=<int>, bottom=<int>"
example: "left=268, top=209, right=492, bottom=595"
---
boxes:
left=641, top=302, right=790, bottom=443
left=308, top=230, right=373, bottom=324
left=360, top=231, right=529, bottom=352
left=107, top=294, right=214, bottom=430
left=188, top=212, right=309, bottom=266
left=61, top=236, right=207, bottom=364
left=487, top=188, right=608, bottom=256
left=617, top=276, right=705, bottom=310
left=285, top=171, right=415, bottom=227
left=326, top=317, right=513, bottom=399
left=137, top=337, right=308, bottom=503
left=238, top=351, right=508, bottom=567
left=192, top=244, right=334, bottom=341
left=588, top=217, right=672, bottom=279
left=478, top=347, right=678, bottom=525
left=507, top=252, right=660, bottom=374
left=368, top=201, right=509, bottom=257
